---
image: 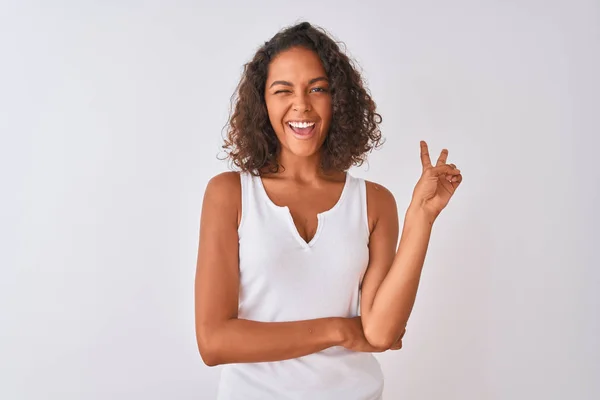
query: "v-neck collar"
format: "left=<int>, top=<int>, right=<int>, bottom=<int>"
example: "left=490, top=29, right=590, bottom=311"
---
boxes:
left=256, top=173, right=351, bottom=249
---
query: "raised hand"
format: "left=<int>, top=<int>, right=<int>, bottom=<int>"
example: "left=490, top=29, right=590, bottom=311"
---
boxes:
left=411, top=141, right=463, bottom=220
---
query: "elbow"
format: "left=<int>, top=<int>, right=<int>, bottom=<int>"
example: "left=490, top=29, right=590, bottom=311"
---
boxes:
left=363, top=326, right=396, bottom=351
left=367, top=334, right=395, bottom=352
left=196, top=329, right=222, bottom=367
left=198, top=346, right=220, bottom=367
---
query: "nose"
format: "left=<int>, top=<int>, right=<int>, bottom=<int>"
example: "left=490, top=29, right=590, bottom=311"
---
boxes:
left=292, top=92, right=311, bottom=112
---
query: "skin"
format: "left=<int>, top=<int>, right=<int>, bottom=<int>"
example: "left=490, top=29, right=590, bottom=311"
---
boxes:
left=359, top=143, right=462, bottom=349
left=265, top=46, right=332, bottom=165
left=194, top=46, right=462, bottom=366
left=261, top=46, right=344, bottom=244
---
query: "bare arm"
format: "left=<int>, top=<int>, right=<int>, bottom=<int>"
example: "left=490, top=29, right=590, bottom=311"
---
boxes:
left=194, top=172, right=376, bottom=366
left=360, top=142, right=462, bottom=349
left=360, top=193, right=433, bottom=349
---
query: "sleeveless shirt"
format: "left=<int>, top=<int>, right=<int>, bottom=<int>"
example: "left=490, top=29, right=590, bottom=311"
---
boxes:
left=216, top=171, right=384, bottom=400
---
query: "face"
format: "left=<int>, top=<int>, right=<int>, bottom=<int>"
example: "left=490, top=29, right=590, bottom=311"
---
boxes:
left=264, top=46, right=332, bottom=160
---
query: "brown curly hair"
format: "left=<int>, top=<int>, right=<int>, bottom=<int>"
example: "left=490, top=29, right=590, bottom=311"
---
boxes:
left=222, top=21, right=383, bottom=175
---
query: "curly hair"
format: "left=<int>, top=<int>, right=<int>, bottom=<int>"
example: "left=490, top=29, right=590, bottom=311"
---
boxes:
left=222, top=21, right=383, bottom=175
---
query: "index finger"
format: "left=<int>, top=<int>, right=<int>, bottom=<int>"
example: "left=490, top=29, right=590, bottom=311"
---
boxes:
left=420, top=141, right=432, bottom=168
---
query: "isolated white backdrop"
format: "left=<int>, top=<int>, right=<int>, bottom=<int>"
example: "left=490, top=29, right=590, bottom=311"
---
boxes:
left=2, top=1, right=598, bottom=399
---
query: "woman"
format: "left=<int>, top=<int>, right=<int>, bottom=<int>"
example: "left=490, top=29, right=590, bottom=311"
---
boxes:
left=195, top=22, right=462, bottom=399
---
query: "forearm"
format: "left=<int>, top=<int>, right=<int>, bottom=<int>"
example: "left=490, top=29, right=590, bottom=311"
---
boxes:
left=199, top=317, right=344, bottom=366
left=363, top=205, right=434, bottom=348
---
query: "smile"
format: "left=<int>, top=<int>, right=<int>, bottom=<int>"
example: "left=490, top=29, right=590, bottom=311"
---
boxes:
left=288, top=121, right=315, bottom=129
left=286, top=121, right=317, bottom=139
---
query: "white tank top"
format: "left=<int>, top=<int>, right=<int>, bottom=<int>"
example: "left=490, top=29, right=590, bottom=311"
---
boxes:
left=217, top=171, right=384, bottom=400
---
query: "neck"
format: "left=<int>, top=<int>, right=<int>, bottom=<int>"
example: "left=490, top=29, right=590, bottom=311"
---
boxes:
left=267, top=150, right=335, bottom=181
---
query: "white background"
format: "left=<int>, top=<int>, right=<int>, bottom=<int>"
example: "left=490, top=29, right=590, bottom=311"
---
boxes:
left=2, top=0, right=598, bottom=399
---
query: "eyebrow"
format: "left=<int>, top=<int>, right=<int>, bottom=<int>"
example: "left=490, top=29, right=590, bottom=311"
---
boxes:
left=269, top=76, right=329, bottom=89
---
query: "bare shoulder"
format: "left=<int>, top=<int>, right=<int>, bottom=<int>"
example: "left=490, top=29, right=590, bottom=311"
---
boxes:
left=365, top=180, right=398, bottom=231
left=205, top=171, right=241, bottom=197
left=365, top=180, right=397, bottom=210
left=203, top=171, right=242, bottom=222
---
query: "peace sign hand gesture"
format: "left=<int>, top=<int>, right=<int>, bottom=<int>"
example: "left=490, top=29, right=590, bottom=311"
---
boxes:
left=411, top=141, right=463, bottom=220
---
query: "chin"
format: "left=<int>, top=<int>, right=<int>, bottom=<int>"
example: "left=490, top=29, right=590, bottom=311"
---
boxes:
left=286, top=145, right=321, bottom=158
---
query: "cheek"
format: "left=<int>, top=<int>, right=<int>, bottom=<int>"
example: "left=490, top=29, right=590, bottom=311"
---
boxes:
left=265, top=102, right=288, bottom=144
left=317, top=99, right=332, bottom=129
left=315, top=97, right=332, bottom=117
left=265, top=99, right=286, bottom=126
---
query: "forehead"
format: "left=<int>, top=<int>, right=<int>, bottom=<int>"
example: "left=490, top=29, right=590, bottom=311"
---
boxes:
left=266, top=47, right=327, bottom=83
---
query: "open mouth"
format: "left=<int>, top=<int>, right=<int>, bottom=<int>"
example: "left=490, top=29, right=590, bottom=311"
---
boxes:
left=287, top=121, right=316, bottom=137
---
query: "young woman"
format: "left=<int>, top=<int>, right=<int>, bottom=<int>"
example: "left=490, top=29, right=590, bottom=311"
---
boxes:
left=195, top=22, right=462, bottom=400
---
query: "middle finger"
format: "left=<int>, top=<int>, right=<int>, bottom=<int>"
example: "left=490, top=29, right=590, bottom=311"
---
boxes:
left=436, top=148, right=449, bottom=166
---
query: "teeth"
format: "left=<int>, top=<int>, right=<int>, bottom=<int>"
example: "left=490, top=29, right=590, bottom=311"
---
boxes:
left=288, top=121, right=315, bottom=129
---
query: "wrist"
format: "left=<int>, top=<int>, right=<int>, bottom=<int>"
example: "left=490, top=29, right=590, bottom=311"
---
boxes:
left=406, top=202, right=437, bottom=226
left=331, top=317, right=349, bottom=346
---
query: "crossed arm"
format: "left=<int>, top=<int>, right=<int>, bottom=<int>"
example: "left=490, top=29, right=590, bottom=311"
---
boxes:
left=195, top=143, right=460, bottom=366
left=194, top=173, right=428, bottom=366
